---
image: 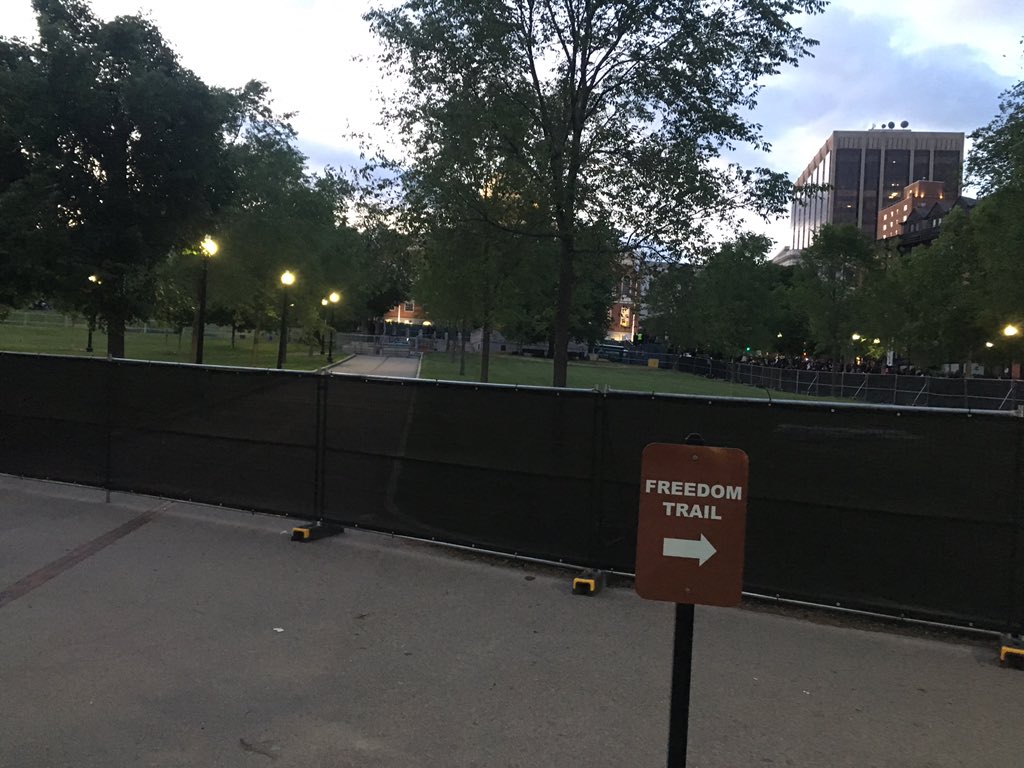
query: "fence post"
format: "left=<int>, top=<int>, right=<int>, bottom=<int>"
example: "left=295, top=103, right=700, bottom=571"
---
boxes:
left=103, top=358, right=114, bottom=503
left=1011, top=421, right=1024, bottom=634
left=588, top=390, right=609, bottom=566
left=314, top=374, right=328, bottom=522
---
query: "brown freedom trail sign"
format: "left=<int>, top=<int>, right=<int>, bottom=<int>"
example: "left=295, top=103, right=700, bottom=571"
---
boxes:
left=635, top=443, right=749, bottom=606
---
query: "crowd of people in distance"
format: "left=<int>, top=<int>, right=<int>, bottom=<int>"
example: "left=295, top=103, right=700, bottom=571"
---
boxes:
left=732, top=354, right=907, bottom=375
left=675, top=350, right=932, bottom=376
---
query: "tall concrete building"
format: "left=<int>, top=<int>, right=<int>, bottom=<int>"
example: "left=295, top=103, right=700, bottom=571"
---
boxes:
left=790, top=126, right=965, bottom=250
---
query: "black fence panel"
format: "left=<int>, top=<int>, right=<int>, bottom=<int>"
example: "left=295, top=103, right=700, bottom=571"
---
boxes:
left=0, top=354, right=109, bottom=485
left=105, top=361, right=320, bottom=516
left=595, top=394, right=1021, bottom=627
left=2, top=353, right=1023, bottom=631
left=322, top=376, right=600, bottom=564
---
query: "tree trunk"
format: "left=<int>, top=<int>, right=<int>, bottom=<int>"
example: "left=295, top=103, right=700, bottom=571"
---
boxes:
left=552, top=235, right=575, bottom=387
left=107, top=316, right=126, bottom=359
left=231, top=322, right=236, bottom=349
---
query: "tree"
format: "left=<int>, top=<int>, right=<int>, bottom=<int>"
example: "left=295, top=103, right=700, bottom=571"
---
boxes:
left=366, top=0, right=825, bottom=386
left=898, top=209, right=988, bottom=370
left=643, top=234, right=791, bottom=357
left=644, top=262, right=701, bottom=350
left=969, top=76, right=1024, bottom=195
left=0, top=0, right=235, bottom=357
left=792, top=224, right=877, bottom=361
left=200, top=87, right=361, bottom=353
left=690, top=234, right=777, bottom=357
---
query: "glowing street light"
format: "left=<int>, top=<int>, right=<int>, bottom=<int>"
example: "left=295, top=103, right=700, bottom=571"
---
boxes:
left=86, top=274, right=102, bottom=352
left=851, top=333, right=861, bottom=341
left=1003, top=324, right=1019, bottom=338
left=277, top=270, right=296, bottom=369
left=326, top=291, right=341, bottom=363
left=193, top=236, right=218, bottom=364
left=986, top=341, right=995, bottom=349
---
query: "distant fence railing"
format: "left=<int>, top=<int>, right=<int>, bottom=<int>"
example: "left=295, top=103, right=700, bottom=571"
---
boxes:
left=2, top=352, right=1023, bottom=632
left=2, top=310, right=179, bottom=336
left=675, top=356, right=1022, bottom=412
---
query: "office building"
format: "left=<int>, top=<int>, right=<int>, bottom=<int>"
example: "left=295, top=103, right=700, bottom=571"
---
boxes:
left=790, top=127, right=965, bottom=250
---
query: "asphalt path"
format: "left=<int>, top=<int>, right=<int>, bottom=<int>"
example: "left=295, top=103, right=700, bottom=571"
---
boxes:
left=2, top=474, right=1021, bottom=767
left=330, top=353, right=421, bottom=378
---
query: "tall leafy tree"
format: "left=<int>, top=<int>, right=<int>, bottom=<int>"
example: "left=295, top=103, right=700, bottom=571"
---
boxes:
left=897, top=209, right=986, bottom=369
left=690, top=234, right=777, bottom=356
left=969, top=73, right=1024, bottom=195
left=366, top=0, right=825, bottom=386
left=792, top=224, right=877, bottom=361
left=0, top=0, right=234, bottom=357
left=644, top=262, right=701, bottom=350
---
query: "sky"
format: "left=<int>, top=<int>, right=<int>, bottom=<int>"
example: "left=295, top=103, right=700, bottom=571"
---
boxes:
left=1, top=0, right=1021, bottom=253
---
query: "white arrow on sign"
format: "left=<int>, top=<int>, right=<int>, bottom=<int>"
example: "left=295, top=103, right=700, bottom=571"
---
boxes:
left=663, top=534, right=717, bottom=566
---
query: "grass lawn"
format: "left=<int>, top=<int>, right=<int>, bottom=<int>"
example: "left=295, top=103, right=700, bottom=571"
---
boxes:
left=420, top=352, right=828, bottom=400
left=0, top=320, right=327, bottom=371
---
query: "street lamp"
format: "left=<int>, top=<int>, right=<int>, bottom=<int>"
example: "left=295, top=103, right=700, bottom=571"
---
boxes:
left=86, top=274, right=101, bottom=353
left=193, top=236, right=218, bottom=364
left=277, top=270, right=296, bottom=369
left=1003, top=324, right=1019, bottom=338
left=320, top=298, right=329, bottom=356
left=851, top=333, right=861, bottom=341
left=326, top=291, right=341, bottom=363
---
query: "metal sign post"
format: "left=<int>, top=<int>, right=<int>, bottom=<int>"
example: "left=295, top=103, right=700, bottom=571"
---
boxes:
left=667, top=602, right=696, bottom=766
left=635, top=434, right=749, bottom=767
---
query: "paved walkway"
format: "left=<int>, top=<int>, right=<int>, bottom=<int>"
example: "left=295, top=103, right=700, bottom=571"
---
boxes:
left=329, top=353, right=421, bottom=378
left=2, top=474, right=1021, bottom=767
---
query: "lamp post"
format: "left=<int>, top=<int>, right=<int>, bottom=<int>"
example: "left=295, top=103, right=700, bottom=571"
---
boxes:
left=193, top=236, right=218, bottom=364
left=327, top=291, right=340, bottom=363
left=1003, top=324, right=1020, bottom=379
left=277, top=270, right=296, bottom=369
left=86, top=274, right=101, bottom=353
left=320, top=298, right=329, bottom=356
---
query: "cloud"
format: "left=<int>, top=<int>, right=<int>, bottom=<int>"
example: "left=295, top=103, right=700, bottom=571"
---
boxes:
left=831, top=0, right=1024, bottom=78
left=728, top=6, right=1018, bottom=250
left=0, top=0, right=388, bottom=158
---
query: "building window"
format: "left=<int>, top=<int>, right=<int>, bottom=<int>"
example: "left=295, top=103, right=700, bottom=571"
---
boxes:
left=861, top=149, right=881, bottom=237
left=832, top=148, right=861, bottom=225
left=404, top=301, right=415, bottom=312
left=619, top=306, right=631, bottom=328
left=913, top=150, right=931, bottom=181
left=933, top=150, right=961, bottom=196
left=883, top=150, right=910, bottom=204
